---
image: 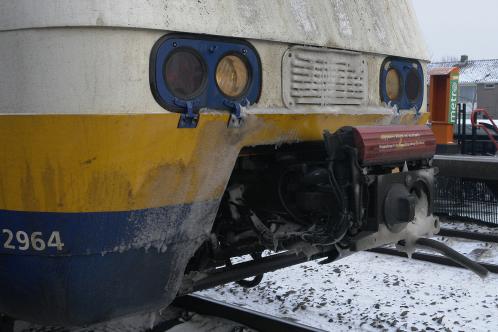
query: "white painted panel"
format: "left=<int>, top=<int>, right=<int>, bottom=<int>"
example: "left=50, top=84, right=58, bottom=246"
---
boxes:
left=0, top=0, right=429, bottom=60
left=283, top=47, right=367, bottom=107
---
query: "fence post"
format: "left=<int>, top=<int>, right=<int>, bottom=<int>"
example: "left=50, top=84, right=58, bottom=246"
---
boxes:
left=461, top=103, right=467, bottom=154
left=457, top=103, right=462, bottom=145
left=471, top=110, right=477, bottom=155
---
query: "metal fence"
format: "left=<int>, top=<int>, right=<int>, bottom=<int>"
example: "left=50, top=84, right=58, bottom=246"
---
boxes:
left=434, top=176, right=498, bottom=225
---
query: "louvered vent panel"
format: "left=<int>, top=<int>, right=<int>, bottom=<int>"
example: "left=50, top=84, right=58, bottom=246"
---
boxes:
left=282, top=46, right=368, bottom=107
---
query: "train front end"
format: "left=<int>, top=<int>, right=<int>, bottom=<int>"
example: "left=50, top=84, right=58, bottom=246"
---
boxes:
left=0, top=0, right=438, bottom=326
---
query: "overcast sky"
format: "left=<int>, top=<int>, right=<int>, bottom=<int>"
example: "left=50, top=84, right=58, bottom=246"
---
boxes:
left=412, top=0, right=498, bottom=61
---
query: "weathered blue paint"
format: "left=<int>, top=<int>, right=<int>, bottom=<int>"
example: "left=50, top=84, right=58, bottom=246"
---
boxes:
left=380, top=57, right=424, bottom=112
left=0, top=201, right=219, bottom=326
left=150, top=34, right=262, bottom=113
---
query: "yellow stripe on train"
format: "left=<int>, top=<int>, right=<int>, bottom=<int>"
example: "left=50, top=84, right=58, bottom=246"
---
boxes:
left=0, top=112, right=429, bottom=213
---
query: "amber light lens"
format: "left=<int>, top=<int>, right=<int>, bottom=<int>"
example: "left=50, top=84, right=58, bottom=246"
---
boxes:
left=216, top=55, right=250, bottom=98
left=386, top=68, right=401, bottom=101
left=164, top=49, right=206, bottom=99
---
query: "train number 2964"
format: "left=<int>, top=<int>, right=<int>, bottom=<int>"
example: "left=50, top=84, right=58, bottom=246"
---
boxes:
left=2, top=229, right=65, bottom=251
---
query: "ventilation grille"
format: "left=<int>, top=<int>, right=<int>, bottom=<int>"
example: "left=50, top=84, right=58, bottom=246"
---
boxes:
left=282, top=46, right=368, bottom=107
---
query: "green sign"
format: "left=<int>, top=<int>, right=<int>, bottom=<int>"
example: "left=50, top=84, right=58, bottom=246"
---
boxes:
left=448, top=74, right=459, bottom=124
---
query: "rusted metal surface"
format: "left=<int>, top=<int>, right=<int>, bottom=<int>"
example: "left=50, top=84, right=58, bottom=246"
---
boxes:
left=352, top=125, right=436, bottom=166
left=428, top=67, right=459, bottom=76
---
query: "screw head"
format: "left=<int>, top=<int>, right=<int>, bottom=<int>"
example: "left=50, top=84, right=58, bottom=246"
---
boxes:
left=405, top=175, right=412, bottom=186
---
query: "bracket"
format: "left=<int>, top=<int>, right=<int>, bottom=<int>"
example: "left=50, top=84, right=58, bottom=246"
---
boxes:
left=175, top=99, right=199, bottom=129
left=224, top=99, right=248, bottom=128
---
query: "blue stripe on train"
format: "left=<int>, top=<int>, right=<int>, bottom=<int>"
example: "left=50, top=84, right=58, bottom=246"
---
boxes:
left=0, top=202, right=216, bottom=255
left=0, top=201, right=219, bottom=326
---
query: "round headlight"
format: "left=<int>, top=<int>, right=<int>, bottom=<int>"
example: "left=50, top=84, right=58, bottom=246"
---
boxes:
left=216, top=54, right=250, bottom=98
left=386, top=68, right=401, bottom=101
left=164, top=48, right=206, bottom=99
left=406, top=68, right=421, bottom=101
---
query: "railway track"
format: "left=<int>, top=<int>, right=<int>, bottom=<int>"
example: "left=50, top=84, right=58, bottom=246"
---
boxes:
left=370, top=227, right=498, bottom=275
left=370, top=247, right=498, bottom=274
left=13, top=227, right=498, bottom=332
left=172, top=294, right=326, bottom=332
left=172, top=228, right=498, bottom=331
left=438, top=227, right=498, bottom=243
left=12, top=295, right=324, bottom=332
left=173, top=229, right=498, bottom=330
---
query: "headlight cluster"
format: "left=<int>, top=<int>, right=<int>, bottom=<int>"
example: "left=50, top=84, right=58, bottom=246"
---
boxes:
left=380, top=57, right=424, bottom=111
left=150, top=34, right=261, bottom=114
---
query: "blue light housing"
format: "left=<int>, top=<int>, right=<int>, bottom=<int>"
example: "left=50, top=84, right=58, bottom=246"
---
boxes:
left=380, top=57, right=424, bottom=112
left=150, top=34, right=262, bottom=115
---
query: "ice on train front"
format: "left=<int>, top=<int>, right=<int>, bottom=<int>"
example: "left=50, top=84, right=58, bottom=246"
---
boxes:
left=0, top=0, right=445, bottom=327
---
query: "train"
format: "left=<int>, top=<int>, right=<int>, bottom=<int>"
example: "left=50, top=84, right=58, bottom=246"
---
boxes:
left=0, top=0, right=440, bottom=327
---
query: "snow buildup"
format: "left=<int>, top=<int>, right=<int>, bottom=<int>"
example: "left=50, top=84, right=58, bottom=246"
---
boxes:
left=236, top=1, right=259, bottom=23
left=290, top=0, right=317, bottom=35
left=428, top=59, right=498, bottom=84
left=168, top=313, right=256, bottom=332
left=148, top=312, right=157, bottom=330
left=332, top=0, right=353, bottom=37
left=101, top=201, right=218, bottom=255
left=395, top=191, right=439, bottom=259
left=200, top=220, right=496, bottom=332
left=366, top=1, right=387, bottom=45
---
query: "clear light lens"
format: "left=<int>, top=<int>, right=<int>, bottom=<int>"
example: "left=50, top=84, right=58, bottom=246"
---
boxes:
left=216, top=55, right=249, bottom=98
left=386, top=68, right=401, bottom=101
left=164, top=49, right=206, bottom=99
left=406, top=69, right=421, bottom=101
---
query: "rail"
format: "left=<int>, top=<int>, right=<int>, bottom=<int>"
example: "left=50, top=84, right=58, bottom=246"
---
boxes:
left=173, top=294, right=327, bottom=332
left=438, top=228, right=498, bottom=243
left=370, top=247, right=498, bottom=274
left=11, top=294, right=326, bottom=332
left=371, top=228, right=498, bottom=275
left=470, top=108, right=498, bottom=153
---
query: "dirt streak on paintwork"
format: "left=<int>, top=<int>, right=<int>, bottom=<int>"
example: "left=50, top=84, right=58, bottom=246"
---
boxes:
left=0, top=0, right=428, bottom=60
left=0, top=112, right=429, bottom=213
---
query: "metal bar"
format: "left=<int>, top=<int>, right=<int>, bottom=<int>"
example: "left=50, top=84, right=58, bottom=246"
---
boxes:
left=370, top=247, right=498, bottom=274
left=462, top=103, right=467, bottom=154
left=439, top=228, right=498, bottom=243
left=186, top=250, right=334, bottom=293
left=173, top=295, right=327, bottom=332
left=433, top=155, right=498, bottom=181
left=472, top=110, right=477, bottom=155
left=457, top=103, right=462, bottom=146
left=415, top=238, right=488, bottom=278
left=470, top=109, right=498, bottom=153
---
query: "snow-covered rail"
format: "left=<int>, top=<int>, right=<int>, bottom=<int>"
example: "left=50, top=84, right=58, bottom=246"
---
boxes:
left=438, top=228, right=498, bottom=243
left=370, top=247, right=498, bottom=274
left=10, top=294, right=327, bottom=332
left=173, top=294, right=327, bottom=332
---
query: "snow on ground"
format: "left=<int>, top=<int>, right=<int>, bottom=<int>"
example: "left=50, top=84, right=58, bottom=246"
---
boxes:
left=424, top=218, right=498, bottom=265
left=16, top=220, right=498, bottom=332
left=442, top=218, right=498, bottom=235
left=14, top=312, right=254, bottom=332
left=429, top=235, right=498, bottom=265
left=199, top=221, right=498, bottom=332
left=167, top=314, right=255, bottom=332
